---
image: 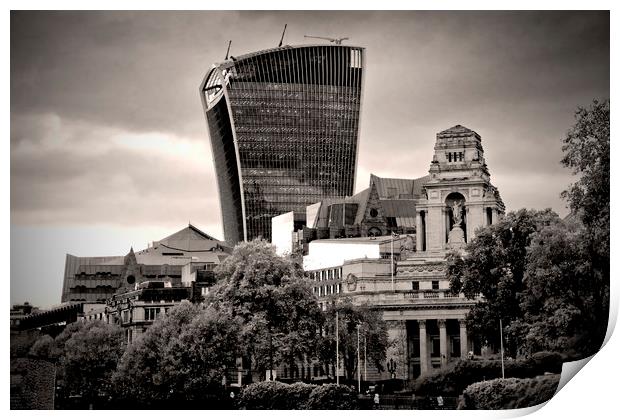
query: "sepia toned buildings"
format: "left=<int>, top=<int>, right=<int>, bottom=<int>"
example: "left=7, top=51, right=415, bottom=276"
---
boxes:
left=284, top=125, right=505, bottom=381
left=200, top=44, right=365, bottom=244
left=54, top=225, right=230, bottom=343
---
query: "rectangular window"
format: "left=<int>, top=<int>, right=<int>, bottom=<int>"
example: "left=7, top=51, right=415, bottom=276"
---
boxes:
left=350, top=49, right=362, bottom=68
left=145, top=308, right=161, bottom=321
left=412, top=281, right=419, bottom=290
left=432, top=281, right=439, bottom=290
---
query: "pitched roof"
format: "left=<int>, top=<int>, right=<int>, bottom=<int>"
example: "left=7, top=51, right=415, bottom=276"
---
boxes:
left=370, top=173, right=429, bottom=199
left=159, top=224, right=219, bottom=243
left=437, top=124, right=481, bottom=140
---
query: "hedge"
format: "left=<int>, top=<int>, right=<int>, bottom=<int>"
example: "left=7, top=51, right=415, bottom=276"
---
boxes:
left=305, top=384, right=358, bottom=410
left=415, top=351, right=563, bottom=396
left=238, top=381, right=357, bottom=410
left=459, top=374, right=560, bottom=409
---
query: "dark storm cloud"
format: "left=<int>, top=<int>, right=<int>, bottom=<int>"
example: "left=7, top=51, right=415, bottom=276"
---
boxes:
left=10, top=11, right=609, bottom=307
left=11, top=11, right=240, bottom=137
left=10, top=112, right=219, bottom=227
left=10, top=10, right=609, bottom=223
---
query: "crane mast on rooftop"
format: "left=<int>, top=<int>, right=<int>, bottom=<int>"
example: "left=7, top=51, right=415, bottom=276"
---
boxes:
left=304, top=35, right=349, bottom=45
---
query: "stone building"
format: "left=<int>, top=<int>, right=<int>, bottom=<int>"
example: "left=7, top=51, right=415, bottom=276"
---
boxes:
left=301, top=125, right=505, bottom=381
left=62, top=224, right=231, bottom=304
left=60, top=225, right=231, bottom=343
left=272, top=174, right=426, bottom=256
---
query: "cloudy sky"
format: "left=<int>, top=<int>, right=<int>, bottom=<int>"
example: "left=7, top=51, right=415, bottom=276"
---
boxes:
left=10, top=11, right=609, bottom=308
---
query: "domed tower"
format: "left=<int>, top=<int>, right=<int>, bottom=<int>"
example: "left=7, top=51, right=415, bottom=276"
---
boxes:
left=415, top=125, right=505, bottom=253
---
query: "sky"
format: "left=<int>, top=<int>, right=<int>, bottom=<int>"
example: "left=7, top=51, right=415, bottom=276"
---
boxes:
left=10, top=10, right=609, bottom=308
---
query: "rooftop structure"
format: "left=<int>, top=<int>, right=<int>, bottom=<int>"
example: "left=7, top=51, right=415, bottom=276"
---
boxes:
left=272, top=173, right=426, bottom=255
left=61, top=224, right=231, bottom=303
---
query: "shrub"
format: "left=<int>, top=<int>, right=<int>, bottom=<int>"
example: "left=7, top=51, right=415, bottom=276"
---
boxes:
left=415, top=352, right=563, bottom=396
left=304, top=384, right=358, bottom=410
left=287, top=382, right=316, bottom=409
left=459, top=375, right=560, bottom=409
left=238, top=381, right=295, bottom=409
left=238, top=382, right=358, bottom=410
left=28, top=335, right=55, bottom=360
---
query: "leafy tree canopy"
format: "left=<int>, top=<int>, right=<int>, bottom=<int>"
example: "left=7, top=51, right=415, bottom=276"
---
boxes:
left=113, top=302, right=239, bottom=406
left=209, top=239, right=323, bottom=375
left=561, top=98, right=610, bottom=258
left=57, top=320, right=125, bottom=400
left=447, top=209, right=562, bottom=355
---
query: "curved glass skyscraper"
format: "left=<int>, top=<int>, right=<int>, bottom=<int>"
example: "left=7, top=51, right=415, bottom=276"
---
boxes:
left=200, top=44, right=365, bottom=244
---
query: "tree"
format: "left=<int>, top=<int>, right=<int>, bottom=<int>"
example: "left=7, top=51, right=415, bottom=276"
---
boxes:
left=515, top=218, right=607, bottom=356
left=319, top=301, right=388, bottom=382
left=112, top=302, right=239, bottom=407
left=57, top=320, right=125, bottom=402
left=29, top=334, right=55, bottom=360
left=449, top=209, right=607, bottom=357
left=208, top=239, right=323, bottom=380
left=560, top=98, right=610, bottom=352
left=561, top=99, right=610, bottom=255
left=276, top=279, right=325, bottom=378
left=447, top=209, right=561, bottom=355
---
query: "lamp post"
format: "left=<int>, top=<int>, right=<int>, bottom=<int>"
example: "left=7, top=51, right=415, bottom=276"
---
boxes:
left=357, top=323, right=361, bottom=393
left=364, top=334, right=367, bottom=382
left=336, top=311, right=339, bottom=386
left=500, top=319, right=505, bottom=379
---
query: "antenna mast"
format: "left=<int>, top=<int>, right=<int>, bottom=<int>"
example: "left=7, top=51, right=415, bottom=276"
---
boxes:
left=278, top=24, right=287, bottom=47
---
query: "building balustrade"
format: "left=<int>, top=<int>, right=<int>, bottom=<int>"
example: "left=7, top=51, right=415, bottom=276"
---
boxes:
left=401, top=290, right=476, bottom=300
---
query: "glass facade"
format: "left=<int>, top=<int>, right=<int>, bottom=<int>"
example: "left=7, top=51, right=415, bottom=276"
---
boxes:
left=201, top=45, right=365, bottom=244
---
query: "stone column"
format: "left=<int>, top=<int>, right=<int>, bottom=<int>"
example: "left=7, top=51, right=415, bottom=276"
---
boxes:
left=439, top=319, right=448, bottom=367
left=416, top=212, right=423, bottom=252
left=418, top=320, right=429, bottom=375
left=459, top=319, right=468, bottom=359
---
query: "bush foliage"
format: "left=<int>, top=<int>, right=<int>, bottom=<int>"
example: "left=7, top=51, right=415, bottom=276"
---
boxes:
left=414, top=352, right=563, bottom=396
left=459, top=375, right=560, bottom=409
left=238, top=381, right=357, bottom=410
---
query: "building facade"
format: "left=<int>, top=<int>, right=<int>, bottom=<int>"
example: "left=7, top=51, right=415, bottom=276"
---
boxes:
left=272, top=173, right=427, bottom=255
left=200, top=44, right=365, bottom=244
left=301, top=125, right=505, bottom=381
left=61, top=224, right=230, bottom=304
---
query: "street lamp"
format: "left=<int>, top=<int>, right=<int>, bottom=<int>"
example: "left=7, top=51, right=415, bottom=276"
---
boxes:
left=391, top=232, right=399, bottom=292
left=336, top=310, right=339, bottom=386
left=387, top=358, right=397, bottom=379
left=357, top=323, right=361, bottom=393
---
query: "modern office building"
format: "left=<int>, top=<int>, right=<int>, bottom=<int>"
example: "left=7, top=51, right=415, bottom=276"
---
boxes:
left=200, top=44, right=365, bottom=244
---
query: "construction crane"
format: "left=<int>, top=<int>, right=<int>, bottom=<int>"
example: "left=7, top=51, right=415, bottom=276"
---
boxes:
left=224, top=40, right=232, bottom=60
left=304, top=35, right=349, bottom=45
left=278, top=24, right=287, bottom=47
